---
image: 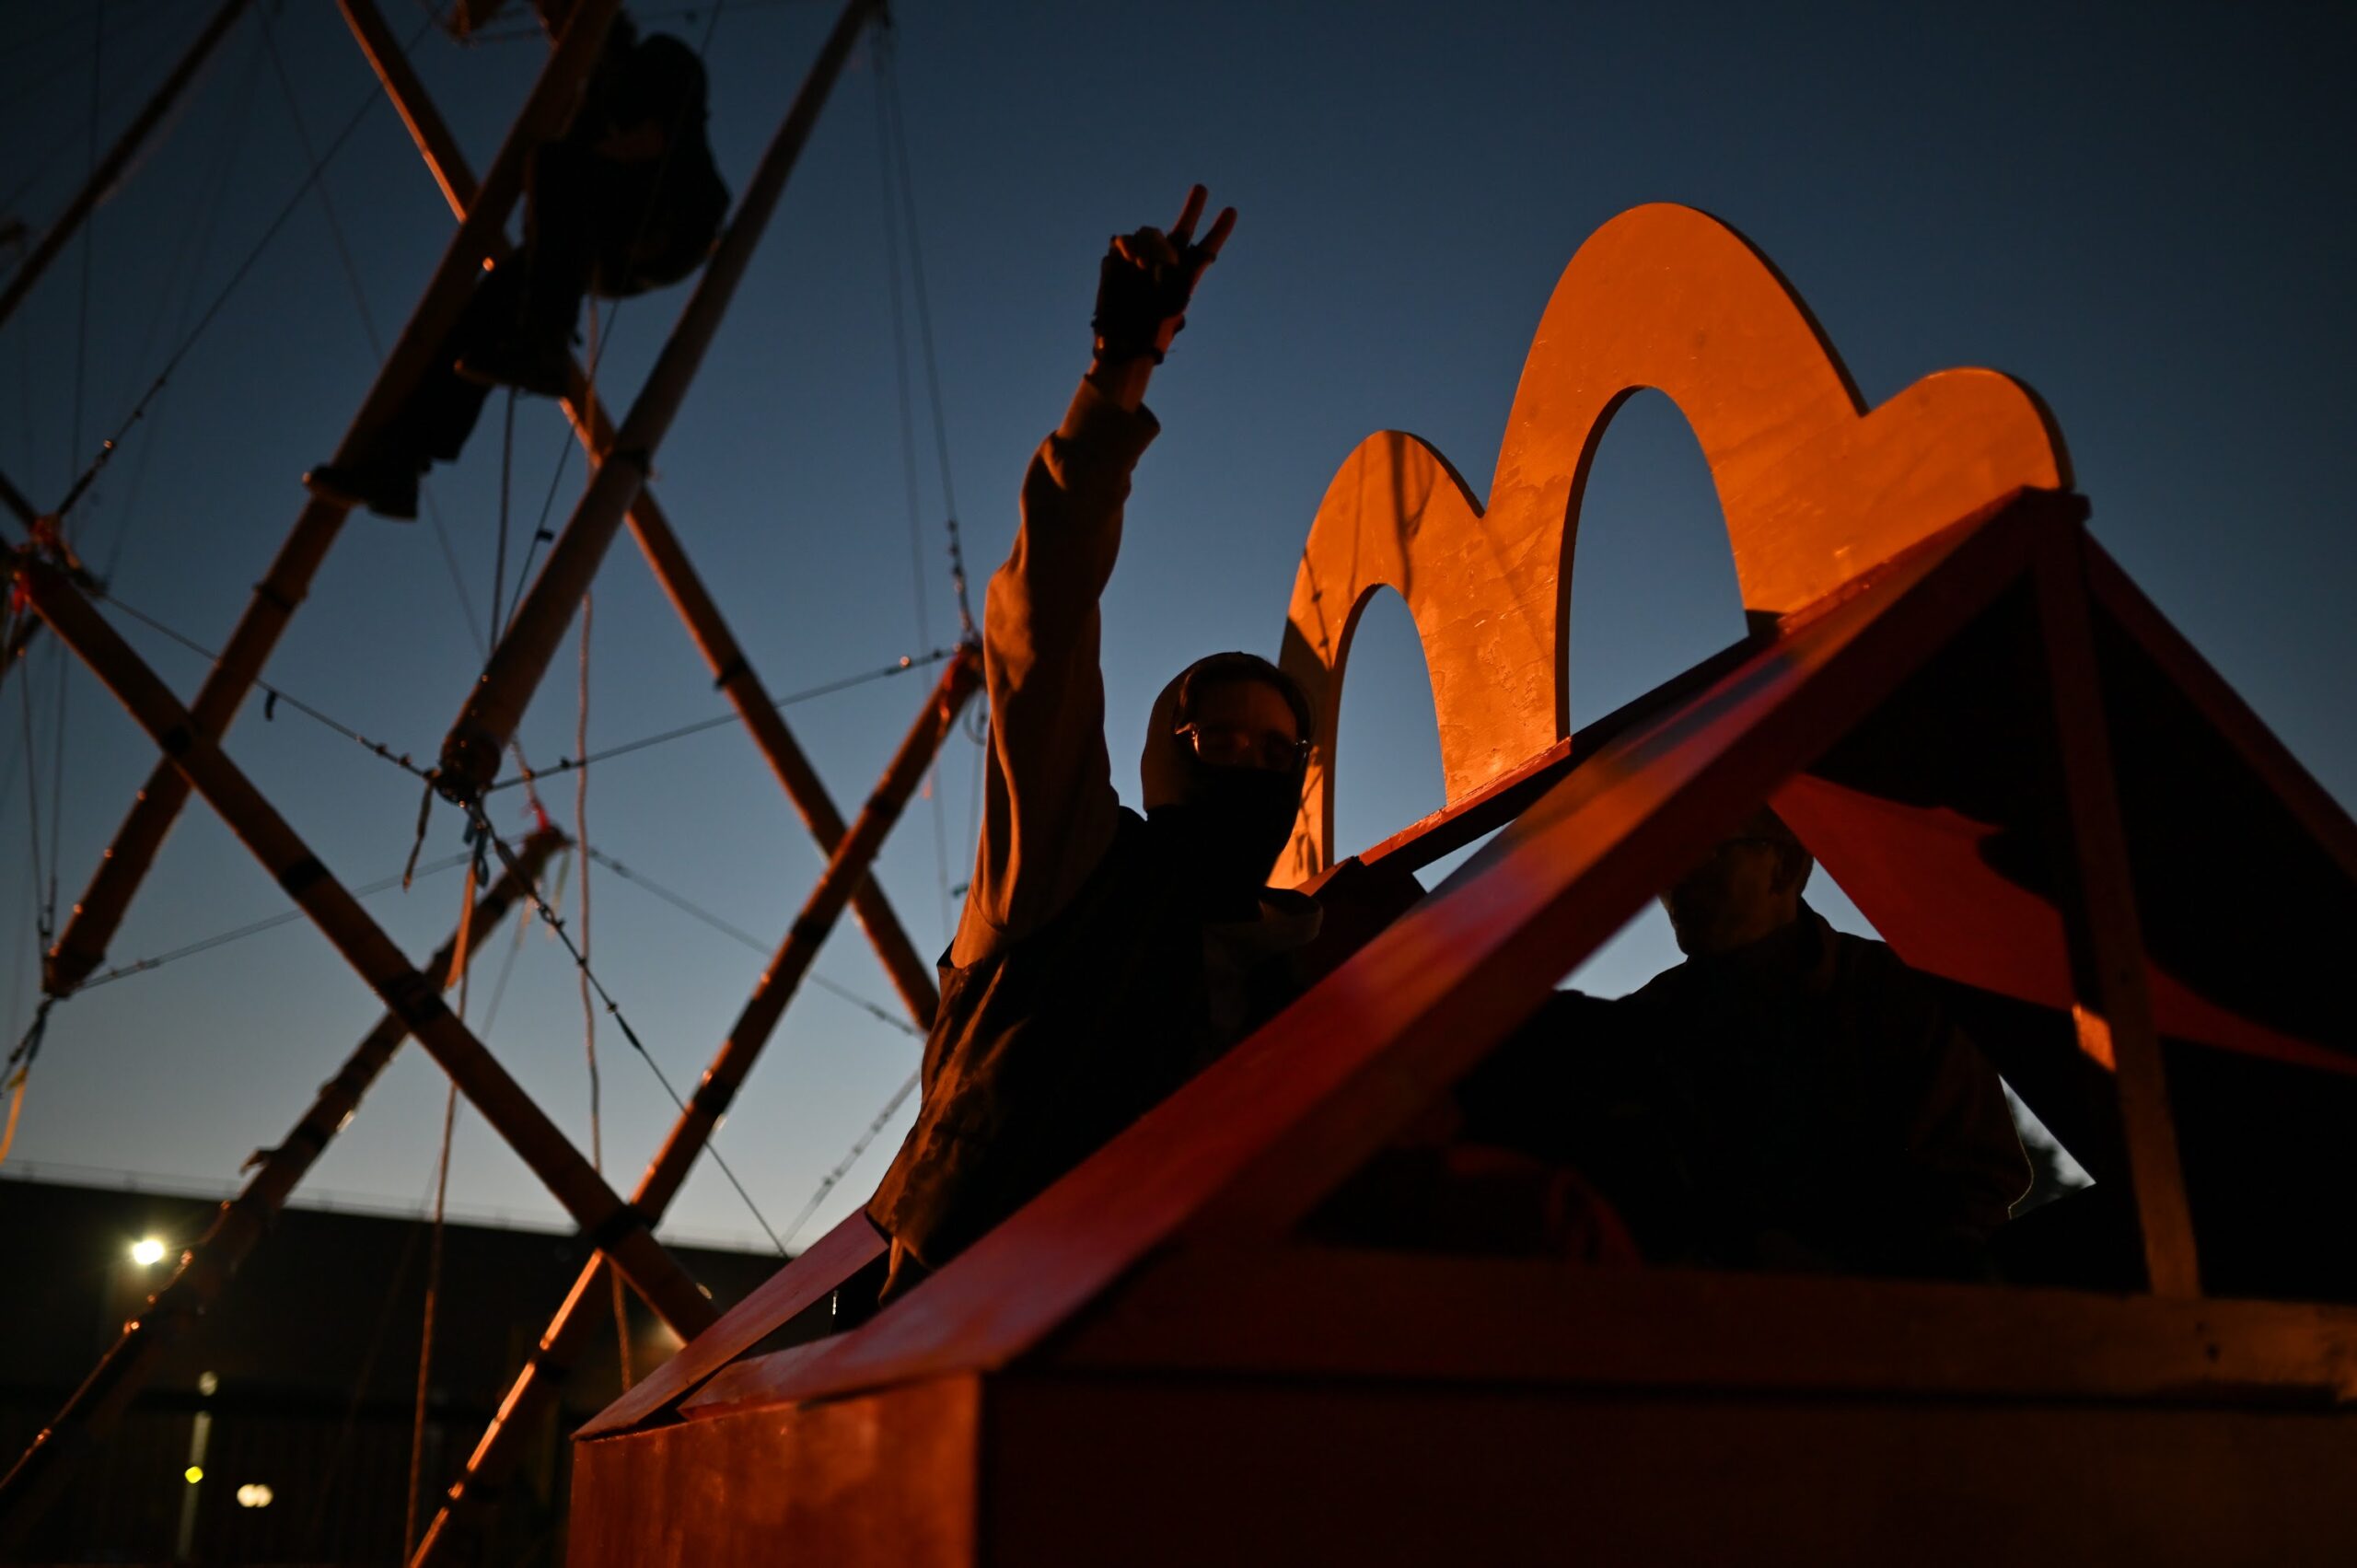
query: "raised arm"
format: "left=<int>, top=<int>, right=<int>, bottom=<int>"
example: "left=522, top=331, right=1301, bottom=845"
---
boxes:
left=949, top=189, right=1237, bottom=969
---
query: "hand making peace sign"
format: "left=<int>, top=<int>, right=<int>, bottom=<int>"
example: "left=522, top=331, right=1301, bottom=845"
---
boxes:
left=1092, top=184, right=1238, bottom=367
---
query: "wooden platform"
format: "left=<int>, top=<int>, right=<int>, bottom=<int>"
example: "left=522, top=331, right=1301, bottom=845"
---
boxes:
left=566, top=204, right=2357, bottom=1565
left=572, top=1257, right=2357, bottom=1566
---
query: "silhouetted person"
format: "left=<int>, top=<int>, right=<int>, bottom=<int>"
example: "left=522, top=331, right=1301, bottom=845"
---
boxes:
left=1467, top=808, right=2030, bottom=1279
left=865, top=188, right=1339, bottom=1303
left=305, top=15, right=726, bottom=519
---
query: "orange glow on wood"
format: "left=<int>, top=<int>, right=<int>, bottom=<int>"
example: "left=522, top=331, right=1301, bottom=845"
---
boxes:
left=2071, top=1002, right=2119, bottom=1073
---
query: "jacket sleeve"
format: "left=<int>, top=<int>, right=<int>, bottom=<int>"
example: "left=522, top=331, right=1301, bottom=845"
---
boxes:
left=947, top=377, right=1159, bottom=970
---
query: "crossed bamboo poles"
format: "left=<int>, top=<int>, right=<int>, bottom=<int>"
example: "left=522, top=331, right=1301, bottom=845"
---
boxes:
left=3, top=0, right=958, bottom=1550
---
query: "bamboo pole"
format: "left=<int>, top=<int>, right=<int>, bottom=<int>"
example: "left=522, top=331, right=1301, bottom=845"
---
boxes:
left=0, top=0, right=257, bottom=332
left=2033, top=528, right=2201, bottom=1296
left=0, top=829, right=564, bottom=1551
left=411, top=648, right=979, bottom=1565
left=40, top=0, right=624, bottom=999
left=339, top=0, right=942, bottom=1033
left=14, top=554, right=720, bottom=1340
left=436, top=0, right=886, bottom=803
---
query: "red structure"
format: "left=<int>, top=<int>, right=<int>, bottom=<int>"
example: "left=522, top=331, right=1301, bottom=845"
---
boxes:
left=567, top=209, right=2357, bottom=1564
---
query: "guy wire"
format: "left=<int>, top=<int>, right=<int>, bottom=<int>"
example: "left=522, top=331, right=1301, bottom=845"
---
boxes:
left=779, top=1066, right=918, bottom=1249
left=482, top=646, right=956, bottom=792
left=470, top=808, right=786, bottom=1254
left=580, top=844, right=919, bottom=1039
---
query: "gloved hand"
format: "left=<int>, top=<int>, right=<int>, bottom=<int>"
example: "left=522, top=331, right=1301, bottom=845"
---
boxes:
left=1091, top=184, right=1237, bottom=365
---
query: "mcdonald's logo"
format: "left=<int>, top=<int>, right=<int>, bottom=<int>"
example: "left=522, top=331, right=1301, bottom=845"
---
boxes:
left=1277, top=203, right=2070, bottom=882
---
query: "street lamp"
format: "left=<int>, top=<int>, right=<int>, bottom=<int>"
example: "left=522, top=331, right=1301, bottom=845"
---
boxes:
left=129, top=1237, right=166, bottom=1267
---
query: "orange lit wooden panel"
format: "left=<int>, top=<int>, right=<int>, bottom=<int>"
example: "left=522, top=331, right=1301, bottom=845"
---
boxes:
left=569, top=1375, right=977, bottom=1568
left=1279, top=203, right=2068, bottom=878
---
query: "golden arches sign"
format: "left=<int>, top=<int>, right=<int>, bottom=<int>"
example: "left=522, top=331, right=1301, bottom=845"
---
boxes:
left=1276, top=203, right=2071, bottom=883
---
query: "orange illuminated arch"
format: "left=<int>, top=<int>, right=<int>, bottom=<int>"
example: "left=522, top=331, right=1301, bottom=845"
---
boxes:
left=1277, top=203, right=2070, bottom=880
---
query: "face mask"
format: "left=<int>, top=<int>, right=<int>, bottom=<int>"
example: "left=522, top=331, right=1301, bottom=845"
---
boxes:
left=1147, top=761, right=1300, bottom=914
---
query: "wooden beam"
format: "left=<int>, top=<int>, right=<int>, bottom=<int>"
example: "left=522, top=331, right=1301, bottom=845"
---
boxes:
left=340, top=0, right=943, bottom=1029
left=2034, top=528, right=2201, bottom=1297
left=410, top=649, right=978, bottom=1565
left=577, top=1211, right=885, bottom=1440
left=15, top=554, right=718, bottom=1342
left=40, top=0, right=625, bottom=998
left=435, top=0, right=885, bottom=802
left=0, top=830, right=563, bottom=1552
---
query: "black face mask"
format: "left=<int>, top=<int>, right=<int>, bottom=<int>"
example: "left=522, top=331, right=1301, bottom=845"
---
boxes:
left=1147, top=761, right=1301, bottom=917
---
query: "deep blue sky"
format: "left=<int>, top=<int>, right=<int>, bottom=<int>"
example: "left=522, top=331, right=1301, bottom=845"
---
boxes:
left=2, top=1, right=2349, bottom=1249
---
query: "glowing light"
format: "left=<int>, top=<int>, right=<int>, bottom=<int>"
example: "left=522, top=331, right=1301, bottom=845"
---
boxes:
left=183, top=1466, right=203, bottom=1484
left=236, top=1483, right=274, bottom=1509
left=130, top=1238, right=167, bottom=1267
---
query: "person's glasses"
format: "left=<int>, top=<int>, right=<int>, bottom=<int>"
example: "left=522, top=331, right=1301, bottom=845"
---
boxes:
left=1177, top=721, right=1307, bottom=774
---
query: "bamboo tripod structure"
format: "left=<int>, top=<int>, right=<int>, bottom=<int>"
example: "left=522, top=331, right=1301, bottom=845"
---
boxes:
left=3, top=0, right=956, bottom=1551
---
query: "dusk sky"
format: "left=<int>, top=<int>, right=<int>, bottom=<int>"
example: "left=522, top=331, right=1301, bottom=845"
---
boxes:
left=2, top=1, right=2350, bottom=1252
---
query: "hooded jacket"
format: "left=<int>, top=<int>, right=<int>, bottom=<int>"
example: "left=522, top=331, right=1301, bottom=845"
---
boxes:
left=866, top=379, right=1320, bottom=1272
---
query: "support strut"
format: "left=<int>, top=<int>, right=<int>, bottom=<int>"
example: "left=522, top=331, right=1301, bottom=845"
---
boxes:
left=2032, top=528, right=2200, bottom=1296
left=41, top=0, right=624, bottom=998
left=411, top=646, right=979, bottom=1566
left=15, top=554, right=719, bottom=1342
left=0, top=828, right=564, bottom=1551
